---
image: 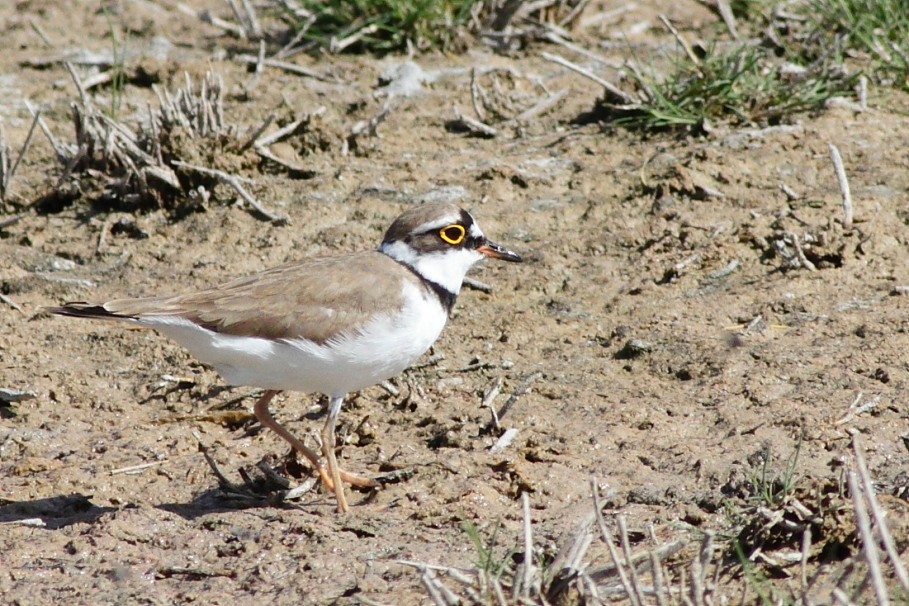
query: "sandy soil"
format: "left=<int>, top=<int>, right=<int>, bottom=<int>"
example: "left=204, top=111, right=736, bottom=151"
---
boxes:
left=2, top=1, right=909, bottom=604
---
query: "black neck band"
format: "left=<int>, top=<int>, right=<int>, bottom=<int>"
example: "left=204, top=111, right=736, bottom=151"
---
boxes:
left=396, top=261, right=457, bottom=313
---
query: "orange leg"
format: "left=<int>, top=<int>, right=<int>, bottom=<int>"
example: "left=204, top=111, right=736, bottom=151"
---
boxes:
left=252, top=390, right=375, bottom=510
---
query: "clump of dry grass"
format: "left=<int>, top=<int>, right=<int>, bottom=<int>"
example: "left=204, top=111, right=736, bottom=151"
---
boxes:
left=404, top=440, right=908, bottom=606
left=33, top=68, right=289, bottom=222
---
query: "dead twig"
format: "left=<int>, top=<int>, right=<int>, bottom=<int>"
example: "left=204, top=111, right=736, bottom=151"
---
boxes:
left=0, top=294, right=23, bottom=312
left=234, top=55, right=339, bottom=83
left=463, top=277, right=493, bottom=293
left=255, top=147, right=312, bottom=175
left=558, top=0, right=590, bottom=27
left=0, top=214, right=23, bottom=229
left=452, top=106, right=498, bottom=137
left=689, top=531, right=714, bottom=605
left=193, top=431, right=243, bottom=493
left=489, top=428, right=519, bottom=454
left=836, top=392, right=880, bottom=425
left=274, top=13, right=318, bottom=59
left=239, top=113, right=275, bottom=152
left=331, top=23, right=380, bottom=53
left=242, top=39, right=267, bottom=94
left=541, top=30, right=621, bottom=68
left=494, top=371, right=542, bottom=425
left=239, top=0, right=262, bottom=38
left=481, top=376, right=503, bottom=429
left=63, top=61, right=89, bottom=105
left=172, top=160, right=289, bottom=225
left=110, top=460, right=166, bottom=475
left=421, top=567, right=461, bottom=606
left=345, top=100, right=398, bottom=154
left=785, top=231, right=817, bottom=271
left=541, top=51, right=635, bottom=105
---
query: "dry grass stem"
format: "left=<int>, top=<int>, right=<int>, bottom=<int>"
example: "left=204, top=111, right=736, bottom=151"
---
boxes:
left=512, top=493, right=538, bottom=599
left=470, top=67, right=487, bottom=123
left=800, top=527, right=812, bottom=593
left=24, top=99, right=65, bottom=162
left=331, top=23, right=381, bottom=53
left=541, top=51, right=635, bottom=105
left=541, top=30, right=621, bottom=68
left=592, top=479, right=642, bottom=606
left=847, top=469, right=889, bottom=606
left=155, top=72, right=227, bottom=138
left=168, top=0, right=247, bottom=37
left=234, top=54, right=337, bottom=83
left=547, top=511, right=595, bottom=588
left=254, top=107, right=325, bottom=148
left=2, top=108, right=42, bottom=200
left=515, top=88, right=569, bottom=122
left=618, top=516, right=647, bottom=604
left=828, top=144, right=854, bottom=230
left=659, top=15, right=702, bottom=67
left=853, top=439, right=909, bottom=592
left=0, top=126, right=10, bottom=201
left=26, top=15, right=51, bottom=46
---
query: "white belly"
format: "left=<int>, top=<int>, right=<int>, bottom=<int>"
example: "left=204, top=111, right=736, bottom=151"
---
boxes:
left=143, top=283, right=448, bottom=397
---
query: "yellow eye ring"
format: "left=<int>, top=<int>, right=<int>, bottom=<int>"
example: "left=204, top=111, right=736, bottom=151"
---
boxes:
left=439, top=224, right=466, bottom=245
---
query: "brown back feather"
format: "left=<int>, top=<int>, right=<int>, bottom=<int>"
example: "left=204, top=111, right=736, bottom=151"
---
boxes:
left=103, top=252, right=419, bottom=343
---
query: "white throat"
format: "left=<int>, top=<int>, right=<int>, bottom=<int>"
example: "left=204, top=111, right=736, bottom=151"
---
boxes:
left=379, top=241, right=484, bottom=294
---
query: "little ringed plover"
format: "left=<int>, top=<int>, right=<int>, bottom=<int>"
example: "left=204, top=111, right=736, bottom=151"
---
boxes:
left=46, top=203, right=522, bottom=512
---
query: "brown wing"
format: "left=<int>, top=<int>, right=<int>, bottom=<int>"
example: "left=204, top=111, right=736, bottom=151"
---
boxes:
left=103, top=252, right=416, bottom=343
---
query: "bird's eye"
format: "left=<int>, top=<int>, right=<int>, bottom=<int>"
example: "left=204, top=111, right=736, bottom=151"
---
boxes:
left=439, top=224, right=466, bottom=245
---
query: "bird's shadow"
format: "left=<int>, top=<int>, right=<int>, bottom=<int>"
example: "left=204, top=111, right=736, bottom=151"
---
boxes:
left=0, top=494, right=115, bottom=529
left=158, top=451, right=343, bottom=520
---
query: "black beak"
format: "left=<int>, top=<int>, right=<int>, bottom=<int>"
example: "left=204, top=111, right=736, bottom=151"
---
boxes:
left=478, top=240, right=522, bottom=263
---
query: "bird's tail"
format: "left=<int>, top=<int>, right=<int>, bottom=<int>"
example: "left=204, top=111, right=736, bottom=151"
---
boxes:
left=44, top=303, right=135, bottom=321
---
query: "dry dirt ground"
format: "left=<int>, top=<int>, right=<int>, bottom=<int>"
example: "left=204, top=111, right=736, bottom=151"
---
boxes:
left=2, top=1, right=909, bottom=604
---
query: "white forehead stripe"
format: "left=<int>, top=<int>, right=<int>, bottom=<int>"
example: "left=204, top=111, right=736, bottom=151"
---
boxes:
left=413, top=214, right=486, bottom=242
left=417, top=212, right=469, bottom=232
